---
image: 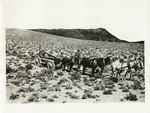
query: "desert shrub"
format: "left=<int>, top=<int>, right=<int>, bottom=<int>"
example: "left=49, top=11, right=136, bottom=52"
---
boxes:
left=103, top=90, right=112, bottom=95
left=119, top=86, right=125, bottom=89
left=25, top=64, right=33, bottom=71
left=17, top=87, right=28, bottom=93
left=6, top=65, right=17, bottom=74
left=41, top=95, right=48, bottom=99
left=63, top=101, right=67, bottom=103
left=82, top=94, right=87, bottom=99
left=84, top=89, right=93, bottom=98
left=118, top=83, right=124, bottom=86
left=48, top=87, right=54, bottom=91
left=109, top=76, right=118, bottom=83
left=6, top=74, right=14, bottom=79
left=16, top=71, right=28, bottom=78
left=55, top=87, right=61, bottom=91
left=22, top=94, right=26, bottom=98
left=65, top=92, right=72, bottom=95
left=28, top=93, right=39, bottom=102
left=90, top=95, right=98, bottom=99
left=125, top=84, right=131, bottom=89
left=18, top=65, right=26, bottom=71
left=69, top=93, right=80, bottom=99
left=93, top=85, right=101, bottom=90
left=37, top=76, right=47, bottom=82
left=141, top=91, right=145, bottom=94
left=89, top=77, right=95, bottom=81
left=57, top=78, right=68, bottom=84
left=70, top=71, right=81, bottom=81
left=17, top=54, right=24, bottom=59
left=27, top=87, right=35, bottom=92
left=57, top=71, right=64, bottom=76
left=104, top=80, right=114, bottom=85
left=10, top=93, right=19, bottom=100
left=40, top=84, right=47, bottom=90
left=83, top=77, right=89, bottom=85
left=105, top=84, right=115, bottom=88
left=53, top=95, right=58, bottom=98
left=10, top=81, right=20, bottom=86
left=124, top=92, right=138, bottom=101
left=47, top=98, right=54, bottom=102
left=122, top=88, right=129, bottom=92
left=131, top=84, right=142, bottom=90
left=65, top=86, right=72, bottom=90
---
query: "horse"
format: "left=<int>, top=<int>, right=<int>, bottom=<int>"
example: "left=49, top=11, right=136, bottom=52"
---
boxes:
left=81, top=57, right=111, bottom=77
left=61, top=56, right=75, bottom=72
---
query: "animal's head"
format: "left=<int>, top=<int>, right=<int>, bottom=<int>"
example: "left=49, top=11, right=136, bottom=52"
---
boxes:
left=96, top=58, right=105, bottom=66
left=105, top=57, right=111, bottom=66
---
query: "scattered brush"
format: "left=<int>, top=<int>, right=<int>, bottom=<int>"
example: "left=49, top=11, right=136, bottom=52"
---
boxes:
left=65, top=86, right=72, bottom=90
left=28, top=93, right=39, bottom=102
left=122, top=87, right=129, bottom=92
left=27, top=87, right=35, bottom=92
left=83, top=77, right=89, bottom=86
left=104, top=80, right=114, bottom=86
left=16, top=71, right=28, bottom=79
left=72, top=82, right=83, bottom=90
left=57, top=78, right=68, bottom=84
left=41, top=95, right=48, bottom=99
left=53, top=95, right=59, bottom=98
left=109, top=76, right=118, bottom=83
left=105, top=84, right=115, bottom=89
left=10, top=93, right=19, bottom=100
left=82, top=94, right=88, bottom=99
left=118, top=83, right=124, bottom=86
left=119, top=86, right=125, bottom=89
left=55, top=87, right=61, bottom=91
left=93, top=85, right=101, bottom=91
left=84, top=89, right=93, bottom=98
left=124, top=92, right=138, bottom=101
left=141, top=91, right=145, bottom=94
left=6, top=65, right=17, bottom=74
left=125, top=84, right=131, bottom=89
left=18, top=65, right=26, bottom=71
left=40, top=84, right=47, bottom=90
left=25, top=64, right=33, bottom=71
left=57, top=71, right=64, bottom=76
left=89, top=77, right=96, bottom=81
left=103, top=90, right=112, bottom=95
left=131, top=84, right=142, bottom=90
left=70, top=71, right=81, bottom=81
left=10, top=81, right=20, bottom=86
left=6, top=74, right=15, bottom=80
left=17, top=87, right=28, bottom=93
left=69, top=93, right=80, bottom=99
left=47, top=87, right=54, bottom=91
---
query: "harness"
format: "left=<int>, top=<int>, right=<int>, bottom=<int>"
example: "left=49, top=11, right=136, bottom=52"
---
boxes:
left=90, top=59, right=97, bottom=66
left=63, top=57, right=75, bottom=65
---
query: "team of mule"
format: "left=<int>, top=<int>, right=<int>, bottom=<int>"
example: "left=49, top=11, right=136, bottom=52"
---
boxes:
left=34, top=49, right=143, bottom=79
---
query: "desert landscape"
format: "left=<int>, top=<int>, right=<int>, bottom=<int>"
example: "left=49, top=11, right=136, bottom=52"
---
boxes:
left=6, top=28, right=145, bottom=103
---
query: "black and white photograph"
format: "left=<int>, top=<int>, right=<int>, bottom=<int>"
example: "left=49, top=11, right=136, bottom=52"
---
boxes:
left=1, top=0, right=150, bottom=112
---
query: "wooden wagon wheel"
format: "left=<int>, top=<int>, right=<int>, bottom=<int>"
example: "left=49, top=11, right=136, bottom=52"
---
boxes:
left=47, top=60, right=55, bottom=71
left=34, top=55, right=42, bottom=67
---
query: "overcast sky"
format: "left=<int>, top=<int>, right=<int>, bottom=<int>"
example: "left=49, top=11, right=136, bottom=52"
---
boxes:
left=2, top=0, right=150, bottom=41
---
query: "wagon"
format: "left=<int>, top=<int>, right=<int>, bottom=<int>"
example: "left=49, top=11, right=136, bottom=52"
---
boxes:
left=33, top=51, right=60, bottom=71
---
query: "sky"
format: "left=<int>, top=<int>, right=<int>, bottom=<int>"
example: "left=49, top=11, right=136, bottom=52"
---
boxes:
left=2, top=0, right=150, bottom=41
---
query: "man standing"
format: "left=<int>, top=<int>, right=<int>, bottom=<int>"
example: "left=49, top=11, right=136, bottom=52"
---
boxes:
left=74, top=49, right=81, bottom=69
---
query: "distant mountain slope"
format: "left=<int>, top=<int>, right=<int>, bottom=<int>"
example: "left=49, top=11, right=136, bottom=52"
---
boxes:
left=29, top=28, right=128, bottom=42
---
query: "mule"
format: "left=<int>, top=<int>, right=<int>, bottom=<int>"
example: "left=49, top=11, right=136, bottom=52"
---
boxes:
left=61, top=56, right=75, bottom=72
left=81, top=57, right=111, bottom=77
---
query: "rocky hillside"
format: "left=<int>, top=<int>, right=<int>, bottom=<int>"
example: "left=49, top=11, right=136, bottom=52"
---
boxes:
left=29, top=28, right=127, bottom=42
